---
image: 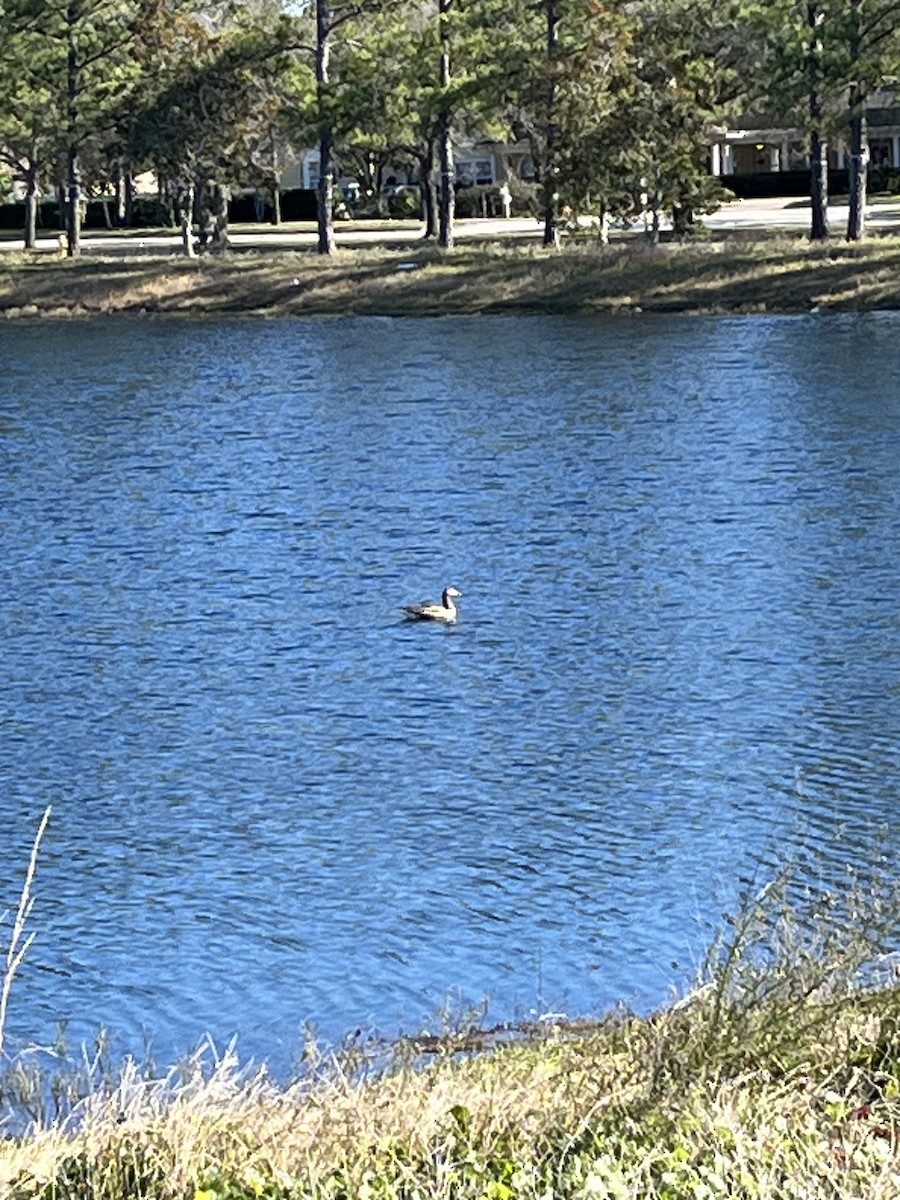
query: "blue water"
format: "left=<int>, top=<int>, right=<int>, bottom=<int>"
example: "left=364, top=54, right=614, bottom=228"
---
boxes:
left=2, top=312, right=900, bottom=1070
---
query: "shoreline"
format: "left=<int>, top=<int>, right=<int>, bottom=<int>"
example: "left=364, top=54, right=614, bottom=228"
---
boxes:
left=3, top=812, right=899, bottom=1198
left=2, top=958, right=899, bottom=1198
left=2, top=233, right=900, bottom=318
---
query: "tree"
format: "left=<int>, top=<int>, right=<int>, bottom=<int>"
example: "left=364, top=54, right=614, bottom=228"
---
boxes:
left=330, top=4, right=440, bottom=231
left=471, top=0, right=738, bottom=244
left=0, top=7, right=63, bottom=248
left=436, top=0, right=455, bottom=247
left=128, top=1, right=310, bottom=255
left=290, top=0, right=473, bottom=251
left=806, top=0, right=830, bottom=238
left=623, top=0, right=752, bottom=241
left=308, top=0, right=388, bottom=255
left=745, top=0, right=900, bottom=240
left=470, top=0, right=622, bottom=245
left=756, top=0, right=900, bottom=241
left=837, top=0, right=900, bottom=239
left=313, top=0, right=339, bottom=253
left=50, top=0, right=140, bottom=256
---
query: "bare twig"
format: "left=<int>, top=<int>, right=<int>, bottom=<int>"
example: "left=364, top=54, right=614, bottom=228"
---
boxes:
left=0, top=806, right=52, bottom=1060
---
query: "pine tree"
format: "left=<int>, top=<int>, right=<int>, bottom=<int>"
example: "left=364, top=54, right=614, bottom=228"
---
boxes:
left=745, top=0, right=900, bottom=240
left=0, top=5, right=63, bottom=247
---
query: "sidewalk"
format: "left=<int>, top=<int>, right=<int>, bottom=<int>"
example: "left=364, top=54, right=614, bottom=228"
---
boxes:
left=2, top=197, right=899, bottom=256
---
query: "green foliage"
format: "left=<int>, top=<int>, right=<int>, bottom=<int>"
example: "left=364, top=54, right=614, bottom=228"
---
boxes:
left=454, top=0, right=757, bottom=234
left=749, top=0, right=900, bottom=117
left=870, top=166, right=900, bottom=193
left=592, top=0, right=757, bottom=227
left=1, top=0, right=899, bottom=248
left=454, top=185, right=502, bottom=218
left=0, top=0, right=66, bottom=206
left=127, top=5, right=313, bottom=188
left=193, top=1170, right=292, bottom=1200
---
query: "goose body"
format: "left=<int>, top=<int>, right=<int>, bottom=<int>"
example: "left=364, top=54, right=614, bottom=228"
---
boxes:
left=402, top=586, right=462, bottom=624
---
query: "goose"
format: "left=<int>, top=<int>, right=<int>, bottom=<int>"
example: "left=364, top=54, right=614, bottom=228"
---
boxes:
left=401, top=586, right=462, bottom=624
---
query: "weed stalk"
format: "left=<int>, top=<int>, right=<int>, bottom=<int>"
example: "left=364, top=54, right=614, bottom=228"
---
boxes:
left=0, top=806, right=52, bottom=1059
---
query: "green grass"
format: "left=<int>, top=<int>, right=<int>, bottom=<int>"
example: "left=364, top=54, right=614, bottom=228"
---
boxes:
left=3, top=872, right=900, bottom=1199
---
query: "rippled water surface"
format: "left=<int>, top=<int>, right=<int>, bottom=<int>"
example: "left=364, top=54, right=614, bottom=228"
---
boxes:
left=2, top=313, right=900, bottom=1068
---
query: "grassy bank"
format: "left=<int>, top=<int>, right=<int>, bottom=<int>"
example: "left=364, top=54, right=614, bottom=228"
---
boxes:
left=2, top=233, right=900, bottom=318
left=2, top=878, right=900, bottom=1199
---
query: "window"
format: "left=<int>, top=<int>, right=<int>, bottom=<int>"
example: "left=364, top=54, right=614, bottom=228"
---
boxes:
left=455, top=158, right=494, bottom=185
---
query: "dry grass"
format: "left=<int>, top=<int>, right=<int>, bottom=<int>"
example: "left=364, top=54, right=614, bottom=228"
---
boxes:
left=3, top=874, right=900, bottom=1199
left=2, top=233, right=900, bottom=319
left=2, top=993, right=899, bottom=1199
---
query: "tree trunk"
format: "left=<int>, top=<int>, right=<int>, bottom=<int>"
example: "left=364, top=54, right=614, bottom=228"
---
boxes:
left=807, top=2, right=829, bottom=240
left=197, top=180, right=212, bottom=249
left=419, top=142, right=438, bottom=238
left=268, top=125, right=282, bottom=225
left=375, top=162, right=387, bottom=214
left=316, top=0, right=336, bottom=255
left=672, top=205, right=694, bottom=240
left=211, top=182, right=230, bottom=252
left=66, top=145, right=82, bottom=258
left=846, top=0, right=866, bottom=241
left=24, top=165, right=38, bottom=250
left=159, top=176, right=171, bottom=226
left=648, top=160, right=662, bottom=246
left=437, top=112, right=454, bottom=248
left=115, top=167, right=126, bottom=225
left=809, top=131, right=829, bottom=240
left=124, top=170, right=135, bottom=226
left=179, top=185, right=196, bottom=257
left=542, top=0, right=560, bottom=248
left=65, top=0, right=82, bottom=258
left=373, top=161, right=388, bottom=217
left=113, top=164, right=135, bottom=227
left=437, top=0, right=454, bottom=250
left=846, top=87, right=868, bottom=241
left=318, top=127, right=337, bottom=254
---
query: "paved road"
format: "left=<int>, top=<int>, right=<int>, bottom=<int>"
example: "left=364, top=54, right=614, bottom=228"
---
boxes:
left=3, top=196, right=899, bottom=255
left=4, top=217, right=543, bottom=254
left=703, top=194, right=900, bottom=232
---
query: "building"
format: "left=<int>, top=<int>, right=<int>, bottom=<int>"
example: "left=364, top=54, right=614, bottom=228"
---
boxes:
left=709, top=93, right=900, bottom=195
left=278, top=140, right=512, bottom=194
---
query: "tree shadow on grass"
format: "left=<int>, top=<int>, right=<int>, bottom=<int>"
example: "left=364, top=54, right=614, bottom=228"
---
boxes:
left=3, top=238, right=900, bottom=317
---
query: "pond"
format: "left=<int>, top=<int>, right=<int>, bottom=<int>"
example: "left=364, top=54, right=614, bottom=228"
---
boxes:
left=2, top=312, right=900, bottom=1071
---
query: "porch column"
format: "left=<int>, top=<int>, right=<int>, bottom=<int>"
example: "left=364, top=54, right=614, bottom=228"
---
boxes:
left=710, top=143, right=722, bottom=175
left=893, top=134, right=900, bottom=168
